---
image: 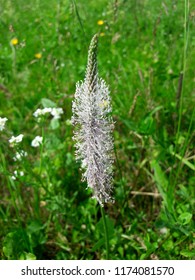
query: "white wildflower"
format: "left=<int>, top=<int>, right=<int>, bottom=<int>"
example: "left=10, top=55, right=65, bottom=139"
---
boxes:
left=11, top=170, right=17, bottom=180
left=33, top=107, right=63, bottom=121
left=33, top=109, right=42, bottom=118
left=33, top=108, right=52, bottom=118
left=160, top=227, right=168, bottom=235
left=72, top=34, right=114, bottom=206
left=11, top=170, right=24, bottom=180
left=31, top=136, right=43, bottom=147
left=9, top=134, right=24, bottom=146
left=13, top=150, right=28, bottom=161
left=0, top=117, right=8, bottom=131
left=43, top=107, right=52, bottom=114
left=51, top=108, right=63, bottom=119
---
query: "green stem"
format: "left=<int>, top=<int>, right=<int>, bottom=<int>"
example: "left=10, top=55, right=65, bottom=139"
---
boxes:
left=34, top=126, right=45, bottom=219
left=39, top=125, right=44, bottom=175
left=176, top=0, right=189, bottom=146
left=10, top=44, right=17, bottom=80
left=100, top=206, right=109, bottom=259
left=172, top=0, right=189, bottom=190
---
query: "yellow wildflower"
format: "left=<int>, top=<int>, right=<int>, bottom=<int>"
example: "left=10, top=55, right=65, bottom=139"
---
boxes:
left=100, top=32, right=105, bottom=37
left=10, top=38, right=18, bottom=46
left=35, top=53, right=42, bottom=59
left=97, top=20, right=104, bottom=25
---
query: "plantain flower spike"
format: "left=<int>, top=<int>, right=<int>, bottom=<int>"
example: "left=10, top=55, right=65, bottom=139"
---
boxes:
left=72, top=34, right=114, bottom=206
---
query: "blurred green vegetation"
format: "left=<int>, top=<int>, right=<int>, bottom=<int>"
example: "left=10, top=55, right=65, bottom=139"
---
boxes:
left=0, top=0, right=194, bottom=260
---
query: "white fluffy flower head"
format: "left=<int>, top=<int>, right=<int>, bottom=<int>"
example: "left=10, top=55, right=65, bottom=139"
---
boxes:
left=33, top=108, right=52, bottom=118
left=13, top=150, right=28, bottom=161
left=31, top=136, right=43, bottom=147
left=9, top=134, right=24, bottom=146
left=72, top=34, right=114, bottom=206
left=11, top=170, right=24, bottom=180
left=0, top=117, right=8, bottom=131
left=33, top=107, right=63, bottom=121
left=51, top=108, right=64, bottom=119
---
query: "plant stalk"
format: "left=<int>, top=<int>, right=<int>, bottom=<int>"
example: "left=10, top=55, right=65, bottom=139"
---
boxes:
left=100, top=206, right=109, bottom=259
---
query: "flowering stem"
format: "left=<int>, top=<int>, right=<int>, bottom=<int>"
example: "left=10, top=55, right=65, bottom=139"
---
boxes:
left=34, top=127, right=45, bottom=220
left=39, top=125, right=44, bottom=175
left=11, top=44, right=17, bottom=80
left=100, top=206, right=109, bottom=259
left=72, top=34, right=114, bottom=205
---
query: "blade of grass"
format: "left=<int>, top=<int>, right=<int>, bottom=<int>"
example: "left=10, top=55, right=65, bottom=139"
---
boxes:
left=71, top=0, right=87, bottom=43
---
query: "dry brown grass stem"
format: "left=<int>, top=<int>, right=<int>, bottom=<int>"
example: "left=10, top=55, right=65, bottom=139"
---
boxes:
left=130, top=191, right=161, bottom=198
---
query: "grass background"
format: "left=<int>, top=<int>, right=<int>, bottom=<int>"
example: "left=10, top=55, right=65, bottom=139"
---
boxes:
left=0, top=0, right=194, bottom=260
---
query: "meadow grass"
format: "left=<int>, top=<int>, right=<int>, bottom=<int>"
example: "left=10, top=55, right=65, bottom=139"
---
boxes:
left=0, top=0, right=194, bottom=260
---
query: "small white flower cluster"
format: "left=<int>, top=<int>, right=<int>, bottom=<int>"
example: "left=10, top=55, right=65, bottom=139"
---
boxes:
left=11, top=170, right=24, bottom=180
left=50, top=108, right=64, bottom=119
left=13, top=150, right=28, bottom=161
left=33, top=107, right=63, bottom=121
left=33, top=108, right=52, bottom=118
left=0, top=117, right=8, bottom=131
left=31, top=136, right=43, bottom=147
left=9, top=134, right=24, bottom=146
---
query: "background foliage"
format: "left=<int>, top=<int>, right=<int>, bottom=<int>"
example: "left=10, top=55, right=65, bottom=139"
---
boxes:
left=0, top=0, right=194, bottom=260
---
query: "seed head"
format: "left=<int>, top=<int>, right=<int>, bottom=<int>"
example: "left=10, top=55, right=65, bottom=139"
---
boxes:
left=72, top=34, right=114, bottom=206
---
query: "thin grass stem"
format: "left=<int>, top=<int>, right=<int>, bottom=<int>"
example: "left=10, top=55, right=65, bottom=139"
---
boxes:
left=172, top=0, right=190, bottom=190
left=175, top=0, right=189, bottom=145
